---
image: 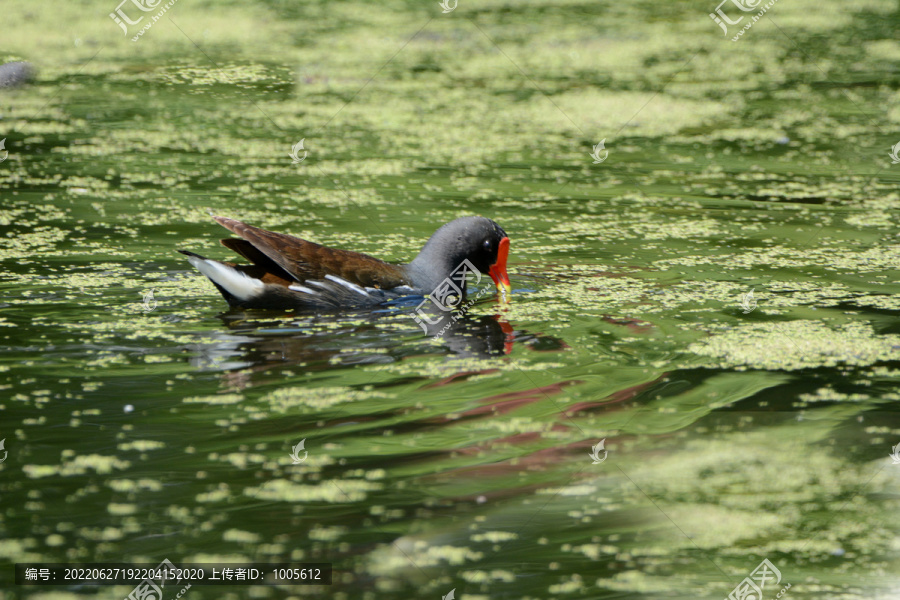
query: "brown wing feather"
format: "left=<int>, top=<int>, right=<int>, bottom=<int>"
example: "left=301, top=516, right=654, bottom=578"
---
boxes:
left=214, top=216, right=409, bottom=289
left=220, top=238, right=297, bottom=287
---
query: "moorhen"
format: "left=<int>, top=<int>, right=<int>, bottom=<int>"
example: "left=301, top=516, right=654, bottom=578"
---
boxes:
left=180, top=216, right=511, bottom=310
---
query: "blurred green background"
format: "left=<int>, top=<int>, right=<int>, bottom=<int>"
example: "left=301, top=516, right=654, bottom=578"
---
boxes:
left=1, top=0, right=899, bottom=598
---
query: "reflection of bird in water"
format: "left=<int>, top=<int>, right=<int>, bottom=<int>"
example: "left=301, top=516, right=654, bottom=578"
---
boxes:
left=188, top=301, right=572, bottom=391
left=199, top=309, right=535, bottom=389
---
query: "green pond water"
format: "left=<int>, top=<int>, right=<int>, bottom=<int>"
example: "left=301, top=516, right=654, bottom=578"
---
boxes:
left=1, top=0, right=900, bottom=598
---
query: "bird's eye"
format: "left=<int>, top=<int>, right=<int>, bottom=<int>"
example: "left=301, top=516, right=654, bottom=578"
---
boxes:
left=483, top=239, right=492, bottom=252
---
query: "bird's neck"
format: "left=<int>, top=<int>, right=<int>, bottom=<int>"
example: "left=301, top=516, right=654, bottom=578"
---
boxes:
left=407, top=250, right=469, bottom=295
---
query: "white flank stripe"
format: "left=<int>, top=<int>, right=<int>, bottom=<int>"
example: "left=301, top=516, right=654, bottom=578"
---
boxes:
left=288, top=284, right=318, bottom=295
left=324, top=274, right=372, bottom=297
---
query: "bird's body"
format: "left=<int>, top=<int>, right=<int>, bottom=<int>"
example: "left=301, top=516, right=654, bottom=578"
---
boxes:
left=181, top=216, right=511, bottom=310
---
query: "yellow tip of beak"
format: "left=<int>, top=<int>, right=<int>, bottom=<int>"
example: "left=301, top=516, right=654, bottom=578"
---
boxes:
left=496, top=280, right=512, bottom=302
